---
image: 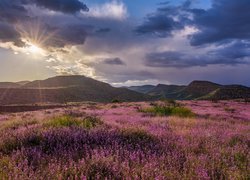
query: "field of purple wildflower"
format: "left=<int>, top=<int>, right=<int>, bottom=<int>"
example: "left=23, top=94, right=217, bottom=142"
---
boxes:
left=0, top=100, right=249, bottom=179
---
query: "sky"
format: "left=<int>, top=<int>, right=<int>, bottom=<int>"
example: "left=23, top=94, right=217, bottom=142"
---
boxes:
left=0, top=0, right=249, bottom=86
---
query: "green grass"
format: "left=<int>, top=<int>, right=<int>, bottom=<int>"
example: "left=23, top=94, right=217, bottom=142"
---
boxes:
left=44, top=115, right=103, bottom=129
left=141, top=105, right=195, bottom=118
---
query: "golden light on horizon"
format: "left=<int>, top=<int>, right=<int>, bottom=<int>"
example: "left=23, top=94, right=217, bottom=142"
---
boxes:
left=25, top=42, right=45, bottom=56
left=28, top=44, right=42, bottom=53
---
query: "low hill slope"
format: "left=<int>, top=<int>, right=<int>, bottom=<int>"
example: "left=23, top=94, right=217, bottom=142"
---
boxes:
left=173, top=81, right=221, bottom=100
left=147, top=84, right=186, bottom=98
left=0, top=82, right=21, bottom=88
left=127, top=85, right=156, bottom=94
left=0, top=76, right=151, bottom=105
left=208, top=85, right=250, bottom=100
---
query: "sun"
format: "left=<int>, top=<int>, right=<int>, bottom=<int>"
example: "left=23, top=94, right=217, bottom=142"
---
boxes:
left=27, top=43, right=44, bottom=55
left=23, top=42, right=46, bottom=57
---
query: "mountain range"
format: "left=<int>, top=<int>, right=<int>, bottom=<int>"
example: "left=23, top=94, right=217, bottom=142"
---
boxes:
left=0, top=76, right=151, bottom=105
left=127, top=81, right=250, bottom=100
left=0, top=76, right=249, bottom=105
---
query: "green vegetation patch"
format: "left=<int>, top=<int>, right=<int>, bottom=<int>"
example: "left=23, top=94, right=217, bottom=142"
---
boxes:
left=141, top=104, right=195, bottom=118
left=44, top=115, right=103, bottom=129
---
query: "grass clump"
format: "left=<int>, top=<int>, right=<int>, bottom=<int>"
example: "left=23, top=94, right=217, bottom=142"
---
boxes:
left=142, top=104, right=195, bottom=118
left=45, top=115, right=103, bottom=129
left=0, top=119, right=38, bottom=131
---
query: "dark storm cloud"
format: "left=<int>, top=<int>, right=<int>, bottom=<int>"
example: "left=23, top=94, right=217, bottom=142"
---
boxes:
left=44, top=24, right=93, bottom=48
left=95, top=28, right=111, bottom=34
left=208, top=41, right=250, bottom=60
left=103, top=58, right=126, bottom=65
left=0, top=0, right=88, bottom=22
left=137, top=0, right=250, bottom=46
left=0, top=0, right=29, bottom=22
left=135, top=3, right=186, bottom=37
left=29, top=0, right=89, bottom=14
left=145, top=41, right=250, bottom=68
left=190, top=0, right=250, bottom=46
left=0, top=22, right=23, bottom=45
left=137, top=0, right=250, bottom=68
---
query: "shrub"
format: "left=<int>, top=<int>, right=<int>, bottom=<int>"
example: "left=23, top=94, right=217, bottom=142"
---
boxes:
left=82, top=116, right=103, bottom=129
left=171, top=106, right=195, bottom=118
left=45, top=116, right=80, bottom=128
left=44, top=116, right=103, bottom=129
left=141, top=105, right=195, bottom=118
left=112, top=99, right=122, bottom=103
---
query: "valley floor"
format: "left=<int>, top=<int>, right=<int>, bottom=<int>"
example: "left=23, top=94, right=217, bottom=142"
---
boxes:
left=0, top=100, right=249, bottom=179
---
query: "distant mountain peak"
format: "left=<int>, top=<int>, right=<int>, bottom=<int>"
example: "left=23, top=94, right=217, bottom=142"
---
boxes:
left=23, top=75, right=110, bottom=89
left=188, top=80, right=221, bottom=87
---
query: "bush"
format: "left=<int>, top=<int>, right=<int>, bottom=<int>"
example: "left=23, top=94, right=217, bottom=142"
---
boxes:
left=141, top=105, right=195, bottom=118
left=111, top=99, right=122, bottom=103
left=82, top=116, right=103, bottom=129
left=44, top=116, right=103, bottom=129
left=171, top=106, right=195, bottom=118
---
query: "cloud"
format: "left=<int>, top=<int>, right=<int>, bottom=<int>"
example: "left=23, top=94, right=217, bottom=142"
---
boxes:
left=0, top=0, right=29, bottom=23
left=145, top=41, right=250, bottom=67
left=29, top=0, right=89, bottom=14
left=0, top=0, right=90, bottom=50
left=0, top=0, right=88, bottom=23
left=189, top=0, right=250, bottom=45
left=103, top=58, right=126, bottom=65
left=84, top=1, right=128, bottom=20
left=95, top=28, right=111, bottom=34
left=1, top=0, right=250, bottom=86
left=45, top=23, right=93, bottom=48
left=136, top=0, right=250, bottom=46
left=0, top=22, right=22, bottom=45
left=135, top=2, right=190, bottom=37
